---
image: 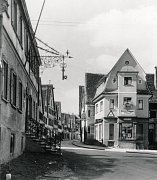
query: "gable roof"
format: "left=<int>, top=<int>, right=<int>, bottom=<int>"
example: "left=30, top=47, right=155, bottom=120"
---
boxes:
left=93, top=49, right=151, bottom=100
left=85, top=73, right=104, bottom=104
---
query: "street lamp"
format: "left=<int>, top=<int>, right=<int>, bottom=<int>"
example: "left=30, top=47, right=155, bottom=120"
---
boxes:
left=60, top=50, right=73, bottom=80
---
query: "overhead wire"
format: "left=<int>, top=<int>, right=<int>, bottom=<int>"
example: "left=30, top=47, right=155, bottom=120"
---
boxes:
left=34, top=0, right=46, bottom=35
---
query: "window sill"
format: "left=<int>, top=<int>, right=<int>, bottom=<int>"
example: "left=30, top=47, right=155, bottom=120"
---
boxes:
left=2, top=97, right=9, bottom=103
left=11, top=103, right=17, bottom=110
left=119, top=139, right=135, bottom=141
left=18, top=108, right=23, bottom=114
left=124, top=84, right=133, bottom=87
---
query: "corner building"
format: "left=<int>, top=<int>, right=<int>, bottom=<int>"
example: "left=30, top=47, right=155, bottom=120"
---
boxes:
left=0, top=0, right=41, bottom=163
left=93, top=49, right=151, bottom=149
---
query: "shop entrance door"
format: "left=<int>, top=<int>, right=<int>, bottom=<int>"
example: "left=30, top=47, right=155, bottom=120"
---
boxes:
left=148, top=124, right=155, bottom=148
left=109, top=124, right=114, bottom=140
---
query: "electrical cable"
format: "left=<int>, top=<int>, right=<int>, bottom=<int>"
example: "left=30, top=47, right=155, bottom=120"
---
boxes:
left=34, top=0, right=46, bottom=35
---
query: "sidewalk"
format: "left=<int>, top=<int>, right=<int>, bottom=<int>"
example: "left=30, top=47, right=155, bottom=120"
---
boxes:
left=72, top=140, right=105, bottom=150
left=72, top=140, right=157, bottom=155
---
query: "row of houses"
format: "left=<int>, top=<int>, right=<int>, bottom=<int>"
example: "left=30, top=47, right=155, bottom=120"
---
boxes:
left=61, top=113, right=80, bottom=140
left=79, top=49, right=157, bottom=150
left=0, top=0, right=79, bottom=165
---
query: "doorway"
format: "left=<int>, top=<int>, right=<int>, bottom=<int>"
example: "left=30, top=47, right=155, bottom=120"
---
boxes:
left=148, top=124, right=155, bottom=149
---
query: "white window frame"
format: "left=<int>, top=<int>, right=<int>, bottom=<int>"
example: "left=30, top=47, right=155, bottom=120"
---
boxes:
left=100, top=101, right=103, bottom=112
left=110, top=99, right=114, bottom=109
left=138, top=100, right=143, bottom=110
left=95, top=104, right=98, bottom=114
left=124, top=77, right=132, bottom=86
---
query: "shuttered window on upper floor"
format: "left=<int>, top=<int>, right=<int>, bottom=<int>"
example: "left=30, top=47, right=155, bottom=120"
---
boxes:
left=3, top=60, right=8, bottom=101
left=11, top=0, right=17, bottom=32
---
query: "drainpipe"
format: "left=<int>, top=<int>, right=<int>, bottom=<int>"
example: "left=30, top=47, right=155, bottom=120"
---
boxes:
left=0, top=0, right=8, bottom=169
left=0, top=15, right=3, bottom=100
left=0, top=13, right=2, bottom=166
left=0, top=0, right=8, bottom=102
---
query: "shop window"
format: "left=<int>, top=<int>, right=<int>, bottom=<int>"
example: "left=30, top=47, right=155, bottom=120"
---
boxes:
left=120, top=123, right=133, bottom=140
left=138, top=100, right=143, bottom=110
left=110, top=99, right=114, bottom=109
left=95, top=125, right=98, bottom=140
left=10, top=133, right=15, bottom=155
left=99, top=124, right=102, bottom=141
left=3, top=60, right=8, bottom=100
left=100, top=101, right=103, bottom=112
left=124, top=77, right=132, bottom=86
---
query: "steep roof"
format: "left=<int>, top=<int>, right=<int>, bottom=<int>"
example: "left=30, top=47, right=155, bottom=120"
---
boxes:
left=85, top=73, right=104, bottom=104
left=94, top=49, right=151, bottom=100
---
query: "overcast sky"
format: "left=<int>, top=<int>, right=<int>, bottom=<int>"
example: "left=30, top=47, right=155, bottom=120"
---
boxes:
left=26, top=0, right=157, bottom=114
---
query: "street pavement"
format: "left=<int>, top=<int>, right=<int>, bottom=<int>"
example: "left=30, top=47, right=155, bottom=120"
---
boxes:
left=72, top=140, right=157, bottom=154
left=1, top=140, right=157, bottom=180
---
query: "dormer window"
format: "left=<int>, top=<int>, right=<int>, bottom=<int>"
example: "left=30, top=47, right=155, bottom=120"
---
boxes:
left=124, top=77, right=132, bottom=86
left=112, top=77, right=116, bottom=84
left=138, top=79, right=142, bottom=84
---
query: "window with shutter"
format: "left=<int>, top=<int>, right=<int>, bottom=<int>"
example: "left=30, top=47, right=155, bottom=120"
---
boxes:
left=10, top=133, right=15, bottom=155
left=18, top=81, right=22, bottom=111
left=12, top=73, right=17, bottom=106
left=10, top=70, right=17, bottom=106
left=10, top=69, right=13, bottom=104
left=3, top=60, right=8, bottom=100
left=11, top=0, right=17, bottom=32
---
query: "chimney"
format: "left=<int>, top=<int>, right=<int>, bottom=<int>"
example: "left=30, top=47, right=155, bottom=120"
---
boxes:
left=155, top=67, right=157, bottom=89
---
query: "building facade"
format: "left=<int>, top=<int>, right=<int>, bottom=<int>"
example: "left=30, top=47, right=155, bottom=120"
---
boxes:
left=42, top=84, right=56, bottom=136
left=0, top=0, right=41, bottom=164
left=146, top=69, right=157, bottom=149
left=61, top=113, right=80, bottom=140
left=79, top=73, right=104, bottom=144
left=55, top=101, right=62, bottom=135
left=93, top=49, right=151, bottom=149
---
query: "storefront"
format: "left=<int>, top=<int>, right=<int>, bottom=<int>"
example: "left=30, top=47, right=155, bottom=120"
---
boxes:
left=118, top=117, right=148, bottom=149
left=95, top=119, right=103, bottom=143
